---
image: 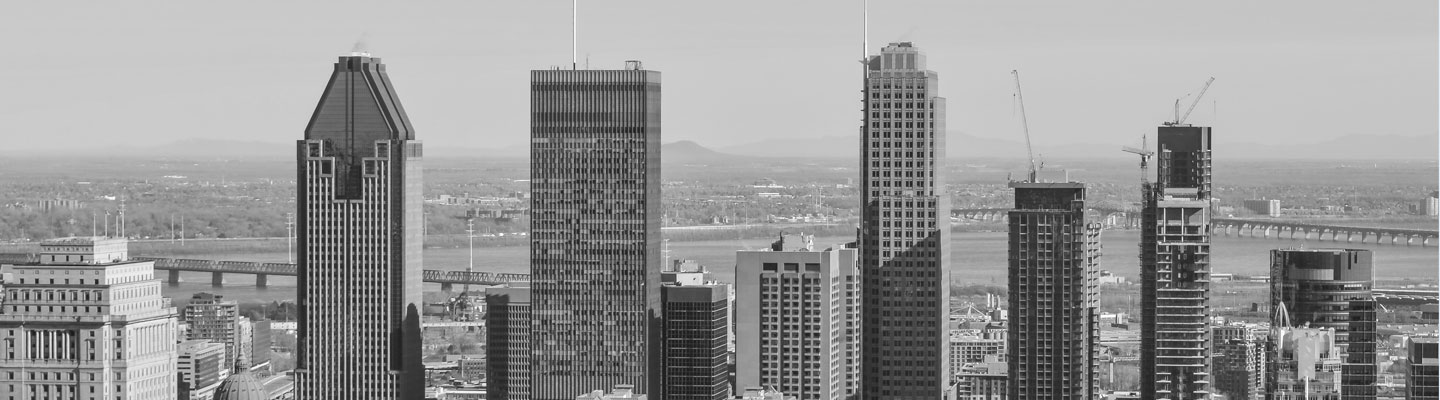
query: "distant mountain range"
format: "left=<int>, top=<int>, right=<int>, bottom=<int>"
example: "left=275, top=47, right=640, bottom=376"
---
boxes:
left=9, top=133, right=1433, bottom=161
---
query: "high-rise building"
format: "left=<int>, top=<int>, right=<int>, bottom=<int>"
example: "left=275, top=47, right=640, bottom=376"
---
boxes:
left=948, top=330, right=1005, bottom=366
left=1007, top=180, right=1101, bottom=400
left=1408, top=337, right=1438, bottom=400
left=661, top=280, right=730, bottom=400
left=294, top=53, right=425, bottom=399
left=1271, top=248, right=1377, bottom=400
left=0, top=237, right=179, bottom=400
left=859, top=41, right=951, bottom=399
left=183, top=293, right=240, bottom=368
left=1141, top=125, right=1214, bottom=400
left=735, top=234, right=860, bottom=400
left=179, top=340, right=229, bottom=400
left=486, top=286, right=531, bottom=400
left=529, top=62, right=663, bottom=398
left=951, top=359, right=1008, bottom=400
left=1211, top=325, right=1265, bottom=400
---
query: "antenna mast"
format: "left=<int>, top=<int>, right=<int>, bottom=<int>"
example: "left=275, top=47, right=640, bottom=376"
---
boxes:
left=1011, top=70, right=1038, bottom=182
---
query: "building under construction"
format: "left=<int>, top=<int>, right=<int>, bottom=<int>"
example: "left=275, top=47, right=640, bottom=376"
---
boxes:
left=1007, top=179, right=1101, bottom=400
left=1140, top=125, right=1214, bottom=400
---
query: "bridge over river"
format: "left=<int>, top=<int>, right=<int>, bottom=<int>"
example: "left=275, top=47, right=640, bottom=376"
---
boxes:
left=1212, top=218, right=1438, bottom=247
left=0, top=254, right=529, bottom=290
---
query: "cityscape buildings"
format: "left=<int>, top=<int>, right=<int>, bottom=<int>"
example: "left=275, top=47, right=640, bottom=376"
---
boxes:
left=178, top=339, right=228, bottom=400
left=660, top=278, right=730, bottom=400
left=735, top=234, right=860, bottom=400
left=1211, top=325, right=1265, bottom=400
left=1140, top=125, right=1214, bottom=400
left=182, top=293, right=240, bottom=367
left=1270, top=248, right=1378, bottom=400
left=859, top=41, right=952, bottom=399
left=1268, top=321, right=1343, bottom=398
left=0, top=237, right=179, bottom=400
left=294, top=53, right=426, bottom=399
left=486, top=286, right=532, bottom=399
left=1006, top=180, right=1101, bottom=400
left=528, top=61, right=664, bottom=398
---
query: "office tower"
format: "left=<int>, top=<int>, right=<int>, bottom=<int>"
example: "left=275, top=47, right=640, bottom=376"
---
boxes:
left=1408, top=337, right=1439, bottom=400
left=0, top=237, right=179, bottom=400
left=735, top=234, right=860, bottom=400
left=179, top=340, right=229, bottom=400
left=1268, top=321, right=1343, bottom=398
left=859, top=41, right=951, bottom=399
left=661, top=280, right=730, bottom=400
left=1212, top=325, right=1265, bottom=400
left=1007, top=180, right=1101, bottom=400
left=1141, top=125, right=1213, bottom=400
left=487, top=286, right=531, bottom=400
left=295, top=53, right=425, bottom=400
left=184, top=293, right=241, bottom=367
left=183, top=293, right=239, bottom=367
left=1271, top=249, right=1377, bottom=400
left=529, top=61, right=662, bottom=398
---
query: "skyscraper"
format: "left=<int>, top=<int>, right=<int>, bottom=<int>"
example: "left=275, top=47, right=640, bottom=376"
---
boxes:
left=294, top=53, right=425, bottom=400
left=1006, top=180, right=1101, bottom=400
left=860, top=41, right=951, bottom=400
left=1140, top=125, right=1213, bottom=400
left=529, top=61, right=663, bottom=398
left=1407, top=337, right=1438, bottom=400
left=182, top=292, right=240, bottom=367
left=735, top=234, right=860, bottom=400
left=0, top=237, right=179, bottom=400
left=1270, top=248, right=1377, bottom=400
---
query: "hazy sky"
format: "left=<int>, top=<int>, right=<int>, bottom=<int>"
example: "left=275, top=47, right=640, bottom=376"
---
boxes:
left=2, top=1, right=1435, bottom=152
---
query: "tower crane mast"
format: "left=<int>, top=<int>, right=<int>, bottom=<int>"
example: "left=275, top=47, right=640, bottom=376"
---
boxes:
left=1011, top=70, right=1038, bottom=182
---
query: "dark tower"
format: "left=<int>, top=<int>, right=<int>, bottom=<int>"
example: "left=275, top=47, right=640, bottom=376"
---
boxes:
left=1007, top=181, right=1100, bottom=400
left=859, top=42, right=951, bottom=399
left=295, top=54, right=425, bottom=400
left=528, top=62, right=663, bottom=399
left=1141, top=126, right=1213, bottom=400
left=1270, top=249, right=1377, bottom=400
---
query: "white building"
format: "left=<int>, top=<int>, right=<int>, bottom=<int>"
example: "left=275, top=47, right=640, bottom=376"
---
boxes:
left=0, top=236, right=179, bottom=400
left=735, top=234, right=859, bottom=400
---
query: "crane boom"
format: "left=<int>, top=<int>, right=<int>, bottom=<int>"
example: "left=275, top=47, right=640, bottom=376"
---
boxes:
left=1011, top=70, right=1037, bottom=182
left=1175, top=77, right=1215, bottom=125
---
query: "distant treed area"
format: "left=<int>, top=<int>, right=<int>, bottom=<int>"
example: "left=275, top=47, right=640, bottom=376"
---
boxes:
left=0, top=155, right=1433, bottom=242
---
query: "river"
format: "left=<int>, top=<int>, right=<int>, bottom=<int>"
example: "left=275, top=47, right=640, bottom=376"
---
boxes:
left=150, top=230, right=1437, bottom=304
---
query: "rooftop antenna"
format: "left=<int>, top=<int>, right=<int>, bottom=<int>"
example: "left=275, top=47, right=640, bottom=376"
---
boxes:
left=572, top=0, right=578, bottom=70
left=862, top=0, right=868, bottom=61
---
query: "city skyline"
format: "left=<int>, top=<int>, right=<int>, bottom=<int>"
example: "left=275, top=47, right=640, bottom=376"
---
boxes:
left=0, top=1, right=1434, bottom=156
left=0, top=3, right=1435, bottom=399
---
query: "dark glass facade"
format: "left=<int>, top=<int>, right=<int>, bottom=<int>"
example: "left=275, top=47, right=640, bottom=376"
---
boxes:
left=859, top=42, right=951, bottom=399
left=1270, top=249, right=1376, bottom=400
left=295, top=55, right=425, bottom=400
left=528, top=66, right=663, bottom=399
left=487, top=287, right=532, bottom=400
left=1007, top=182, right=1100, bottom=400
left=662, top=284, right=730, bottom=400
left=1141, top=126, right=1214, bottom=400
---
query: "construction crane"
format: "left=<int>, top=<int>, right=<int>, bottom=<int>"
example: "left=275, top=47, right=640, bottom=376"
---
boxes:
left=1165, top=77, right=1216, bottom=126
left=1011, top=70, right=1038, bottom=182
left=1122, top=135, right=1155, bottom=189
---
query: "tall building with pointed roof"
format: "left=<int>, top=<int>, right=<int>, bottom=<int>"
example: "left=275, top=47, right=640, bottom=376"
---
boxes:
left=294, top=53, right=425, bottom=400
